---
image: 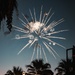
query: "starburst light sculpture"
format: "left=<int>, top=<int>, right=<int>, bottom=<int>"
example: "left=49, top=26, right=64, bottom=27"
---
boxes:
left=13, top=6, right=68, bottom=62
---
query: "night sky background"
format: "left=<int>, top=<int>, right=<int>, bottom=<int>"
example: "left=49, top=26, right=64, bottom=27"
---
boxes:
left=0, top=0, right=75, bottom=75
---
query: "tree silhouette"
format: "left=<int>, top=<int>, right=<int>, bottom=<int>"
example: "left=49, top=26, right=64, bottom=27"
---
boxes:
left=5, top=66, right=23, bottom=75
left=26, top=59, right=53, bottom=75
left=55, top=59, right=74, bottom=75
left=0, top=0, right=18, bottom=32
left=55, top=67, right=65, bottom=75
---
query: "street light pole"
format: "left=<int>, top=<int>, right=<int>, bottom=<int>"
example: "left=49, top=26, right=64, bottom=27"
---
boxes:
left=72, top=45, right=75, bottom=73
left=66, top=48, right=72, bottom=62
left=66, top=45, right=75, bottom=62
left=66, top=46, right=75, bottom=73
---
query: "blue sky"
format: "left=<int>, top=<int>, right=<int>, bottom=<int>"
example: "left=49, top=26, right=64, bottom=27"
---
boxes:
left=0, top=0, right=75, bottom=75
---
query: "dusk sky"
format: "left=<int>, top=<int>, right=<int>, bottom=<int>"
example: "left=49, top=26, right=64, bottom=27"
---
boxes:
left=0, top=0, right=75, bottom=75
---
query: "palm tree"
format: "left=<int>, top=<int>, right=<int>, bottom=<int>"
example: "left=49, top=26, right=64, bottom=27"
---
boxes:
left=0, top=0, right=18, bottom=32
left=55, top=67, right=65, bottom=75
left=55, top=59, right=74, bottom=75
left=5, top=70, right=13, bottom=75
left=42, top=69, right=53, bottom=75
left=5, top=66, right=23, bottom=75
left=26, top=59, right=53, bottom=75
